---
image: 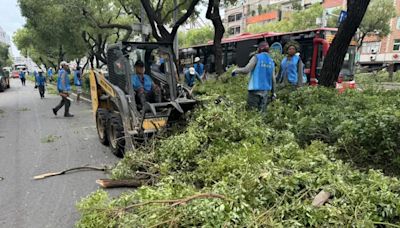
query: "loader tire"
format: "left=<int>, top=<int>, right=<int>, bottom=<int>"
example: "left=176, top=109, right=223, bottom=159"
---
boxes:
left=96, top=109, right=109, bottom=146
left=107, top=113, right=125, bottom=157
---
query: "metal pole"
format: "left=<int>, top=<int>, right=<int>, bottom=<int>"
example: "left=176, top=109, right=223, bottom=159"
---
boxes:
left=322, top=9, right=327, bottom=28
left=141, top=5, right=146, bottom=42
left=173, top=0, right=179, bottom=57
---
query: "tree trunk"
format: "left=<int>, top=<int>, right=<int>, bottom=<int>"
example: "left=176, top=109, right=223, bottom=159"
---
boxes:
left=319, top=0, right=371, bottom=87
left=75, top=58, right=81, bottom=67
left=388, top=63, right=394, bottom=82
left=206, top=0, right=225, bottom=76
left=58, top=45, right=65, bottom=69
left=83, top=57, right=90, bottom=71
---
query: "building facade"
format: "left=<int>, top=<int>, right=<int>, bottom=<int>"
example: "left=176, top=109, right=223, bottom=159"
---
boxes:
left=224, top=0, right=400, bottom=69
left=0, top=26, right=11, bottom=46
left=223, top=0, right=350, bottom=36
left=224, top=0, right=299, bottom=36
left=359, top=0, right=400, bottom=70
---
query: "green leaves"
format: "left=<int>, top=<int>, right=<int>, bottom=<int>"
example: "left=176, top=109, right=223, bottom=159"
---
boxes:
left=78, top=73, right=400, bottom=227
left=248, top=4, right=324, bottom=33
left=0, top=43, right=12, bottom=68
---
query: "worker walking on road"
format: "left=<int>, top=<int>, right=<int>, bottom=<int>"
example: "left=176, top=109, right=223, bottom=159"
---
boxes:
left=232, top=41, right=275, bottom=112
left=74, top=66, right=82, bottom=103
left=37, top=70, right=46, bottom=99
left=19, top=70, right=26, bottom=86
left=276, top=44, right=305, bottom=90
left=47, top=67, right=54, bottom=82
left=52, top=61, right=74, bottom=117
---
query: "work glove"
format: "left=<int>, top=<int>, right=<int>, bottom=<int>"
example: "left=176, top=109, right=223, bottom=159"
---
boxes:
left=231, top=69, right=237, bottom=77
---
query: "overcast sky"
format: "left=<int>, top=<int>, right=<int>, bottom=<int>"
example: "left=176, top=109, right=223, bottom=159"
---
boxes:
left=0, top=0, right=25, bottom=57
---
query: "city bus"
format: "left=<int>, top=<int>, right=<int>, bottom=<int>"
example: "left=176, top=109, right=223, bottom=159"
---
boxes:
left=179, top=28, right=357, bottom=85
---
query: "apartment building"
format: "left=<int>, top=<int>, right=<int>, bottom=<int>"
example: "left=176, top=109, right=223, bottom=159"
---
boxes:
left=359, top=0, right=400, bottom=70
left=0, top=26, right=11, bottom=46
left=224, top=0, right=298, bottom=36
left=223, top=0, right=351, bottom=36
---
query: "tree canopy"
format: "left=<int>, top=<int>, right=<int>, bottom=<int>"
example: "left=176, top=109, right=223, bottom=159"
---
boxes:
left=247, top=4, right=324, bottom=33
left=15, top=0, right=202, bottom=67
left=0, top=44, right=12, bottom=68
left=179, top=26, right=214, bottom=47
left=358, top=0, right=396, bottom=47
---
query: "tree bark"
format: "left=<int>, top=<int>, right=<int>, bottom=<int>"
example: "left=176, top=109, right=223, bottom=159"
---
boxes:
left=319, top=0, right=371, bottom=87
left=58, top=45, right=65, bottom=68
left=206, top=0, right=225, bottom=75
left=140, top=0, right=201, bottom=43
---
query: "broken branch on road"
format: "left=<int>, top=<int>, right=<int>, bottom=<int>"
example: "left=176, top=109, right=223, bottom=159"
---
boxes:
left=34, top=165, right=111, bottom=180
left=96, top=179, right=144, bottom=188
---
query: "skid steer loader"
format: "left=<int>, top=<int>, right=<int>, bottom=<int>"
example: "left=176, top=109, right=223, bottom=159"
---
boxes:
left=89, top=42, right=196, bottom=157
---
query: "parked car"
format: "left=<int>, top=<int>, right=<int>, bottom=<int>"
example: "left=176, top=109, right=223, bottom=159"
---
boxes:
left=11, top=70, right=20, bottom=78
left=0, top=69, right=10, bottom=92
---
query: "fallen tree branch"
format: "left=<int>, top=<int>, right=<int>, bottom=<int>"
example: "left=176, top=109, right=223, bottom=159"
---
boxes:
left=124, top=193, right=226, bottom=211
left=34, top=166, right=109, bottom=180
left=96, top=179, right=144, bottom=188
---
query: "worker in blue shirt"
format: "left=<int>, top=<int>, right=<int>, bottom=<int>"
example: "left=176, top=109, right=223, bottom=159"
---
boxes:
left=232, top=41, right=275, bottom=112
left=74, top=66, right=82, bottom=103
left=37, top=70, right=46, bottom=98
left=184, top=67, right=202, bottom=87
left=194, top=57, right=205, bottom=80
left=277, top=44, right=305, bottom=89
left=47, top=67, right=54, bottom=82
left=19, top=70, right=26, bottom=86
left=52, top=61, right=73, bottom=117
left=33, top=70, right=39, bottom=88
left=131, top=60, right=161, bottom=108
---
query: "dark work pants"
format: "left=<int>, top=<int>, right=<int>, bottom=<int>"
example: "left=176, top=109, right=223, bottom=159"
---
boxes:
left=54, top=96, right=70, bottom=115
left=21, top=78, right=26, bottom=86
left=38, top=85, right=45, bottom=98
left=247, top=91, right=269, bottom=112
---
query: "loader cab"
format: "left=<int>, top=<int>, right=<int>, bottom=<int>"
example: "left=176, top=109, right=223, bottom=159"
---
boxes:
left=94, top=42, right=196, bottom=157
left=108, top=42, right=177, bottom=101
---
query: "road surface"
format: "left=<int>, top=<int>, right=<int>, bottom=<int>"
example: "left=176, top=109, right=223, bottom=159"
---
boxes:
left=0, top=79, right=120, bottom=228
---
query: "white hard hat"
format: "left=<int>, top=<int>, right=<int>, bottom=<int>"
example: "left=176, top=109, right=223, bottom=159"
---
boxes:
left=194, top=57, right=200, bottom=62
left=189, top=67, right=195, bottom=75
left=60, top=61, right=68, bottom=67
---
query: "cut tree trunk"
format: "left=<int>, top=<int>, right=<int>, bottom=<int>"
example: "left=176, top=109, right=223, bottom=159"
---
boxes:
left=319, top=0, right=371, bottom=87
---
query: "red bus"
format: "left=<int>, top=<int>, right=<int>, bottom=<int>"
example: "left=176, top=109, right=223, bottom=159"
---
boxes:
left=179, top=28, right=357, bottom=85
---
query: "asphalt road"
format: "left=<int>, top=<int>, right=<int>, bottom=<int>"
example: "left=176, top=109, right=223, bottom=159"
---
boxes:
left=0, top=79, right=120, bottom=228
